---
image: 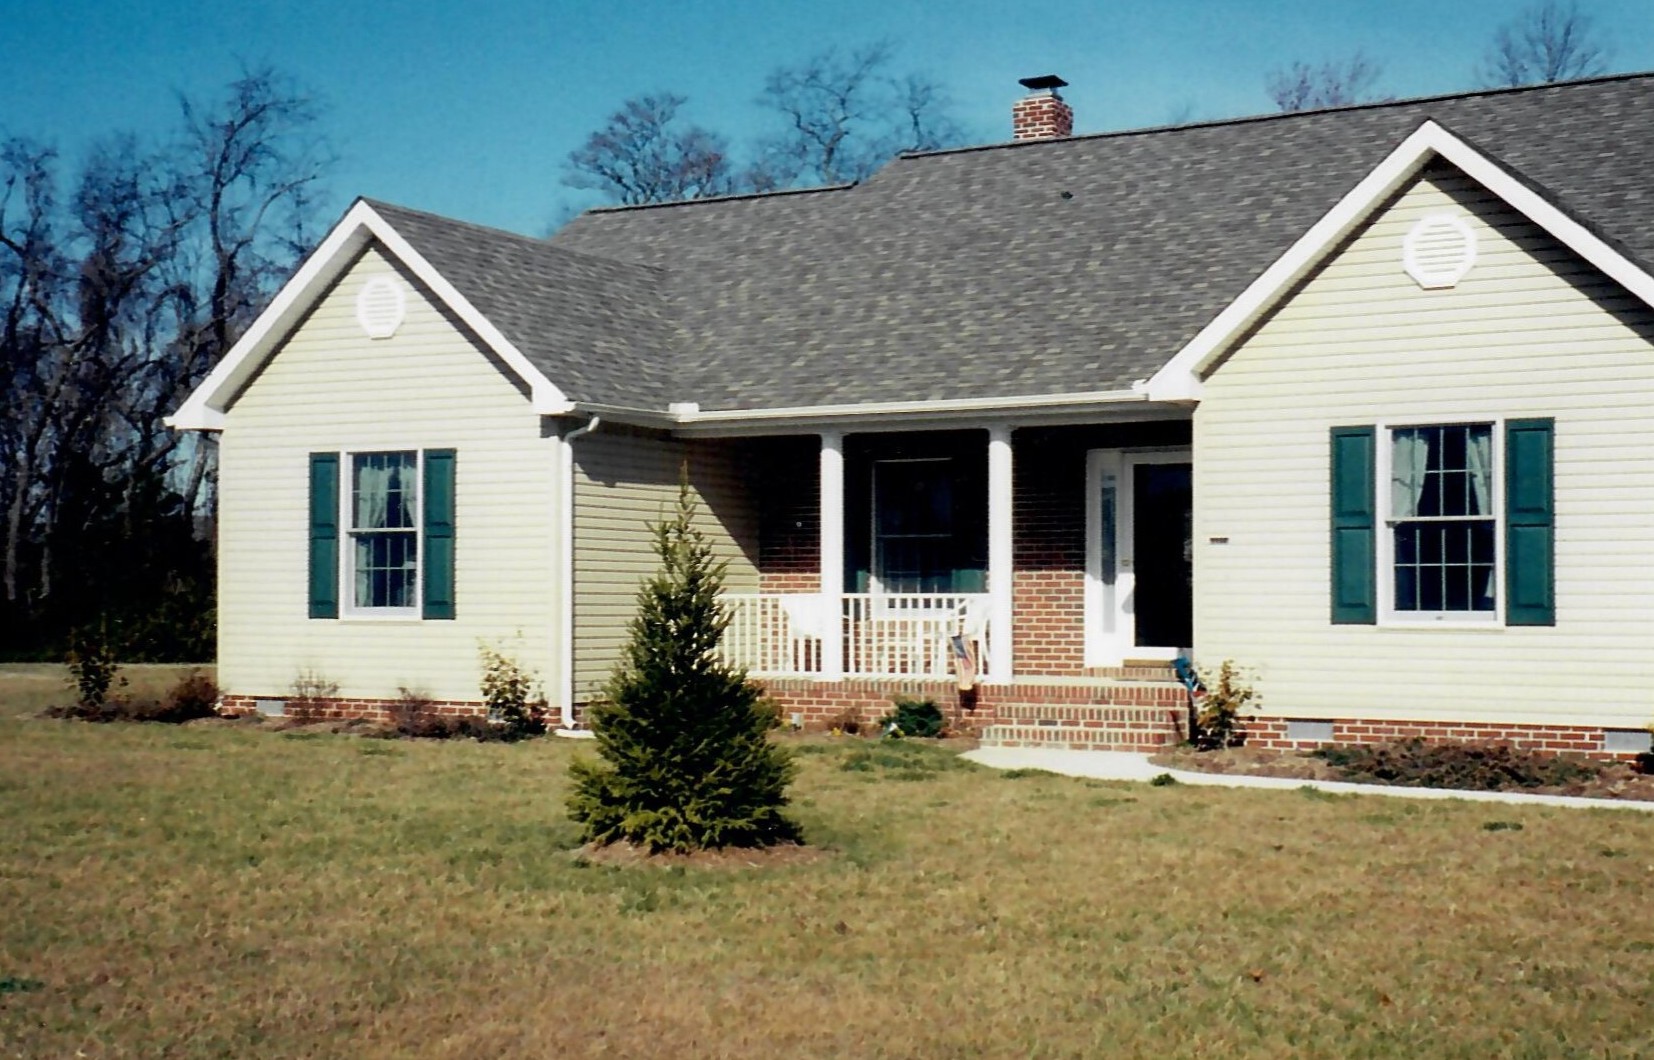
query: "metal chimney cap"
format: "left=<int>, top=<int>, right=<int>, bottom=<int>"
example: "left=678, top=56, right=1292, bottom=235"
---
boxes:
left=1018, top=75, right=1068, bottom=92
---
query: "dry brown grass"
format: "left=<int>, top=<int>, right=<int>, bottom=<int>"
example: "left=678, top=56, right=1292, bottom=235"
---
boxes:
left=3, top=665, right=1653, bottom=1057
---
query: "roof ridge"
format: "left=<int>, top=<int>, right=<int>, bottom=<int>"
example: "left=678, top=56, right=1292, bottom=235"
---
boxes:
left=899, top=68, right=1654, bottom=161
left=359, top=197, right=667, bottom=276
left=583, top=182, right=858, bottom=214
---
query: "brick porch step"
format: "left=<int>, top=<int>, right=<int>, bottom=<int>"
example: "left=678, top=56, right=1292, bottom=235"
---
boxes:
left=994, top=701, right=1184, bottom=727
left=978, top=721, right=1181, bottom=752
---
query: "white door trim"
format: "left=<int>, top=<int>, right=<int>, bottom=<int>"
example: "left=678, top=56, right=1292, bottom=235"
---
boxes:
left=1085, top=447, right=1192, bottom=666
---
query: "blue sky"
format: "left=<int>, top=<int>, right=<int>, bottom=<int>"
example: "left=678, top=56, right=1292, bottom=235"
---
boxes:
left=6, top=1, right=1652, bottom=235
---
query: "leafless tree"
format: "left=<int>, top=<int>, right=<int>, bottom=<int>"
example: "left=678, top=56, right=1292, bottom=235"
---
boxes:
left=563, top=94, right=736, bottom=206
left=1478, top=1, right=1610, bottom=87
left=753, top=42, right=964, bottom=187
left=1266, top=53, right=1388, bottom=112
left=0, top=67, right=329, bottom=658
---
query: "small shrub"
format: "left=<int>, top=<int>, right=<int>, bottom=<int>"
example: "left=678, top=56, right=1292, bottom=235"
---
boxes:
left=288, top=669, right=339, bottom=722
left=386, top=687, right=442, bottom=736
left=158, top=669, right=220, bottom=723
left=66, top=624, right=124, bottom=709
left=479, top=645, right=548, bottom=740
left=1149, top=773, right=1179, bottom=787
left=1191, top=660, right=1256, bottom=751
left=826, top=707, right=866, bottom=736
left=1313, top=738, right=1603, bottom=791
left=882, top=696, right=944, bottom=739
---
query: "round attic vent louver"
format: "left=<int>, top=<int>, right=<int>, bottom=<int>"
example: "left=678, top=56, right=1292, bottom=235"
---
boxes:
left=1402, top=213, right=1478, bottom=289
left=355, top=276, right=406, bottom=339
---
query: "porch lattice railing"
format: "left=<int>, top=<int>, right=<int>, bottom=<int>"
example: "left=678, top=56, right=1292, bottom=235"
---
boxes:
left=721, top=592, right=990, bottom=679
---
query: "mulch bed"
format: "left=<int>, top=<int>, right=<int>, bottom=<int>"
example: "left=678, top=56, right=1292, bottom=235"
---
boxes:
left=1151, top=744, right=1654, bottom=802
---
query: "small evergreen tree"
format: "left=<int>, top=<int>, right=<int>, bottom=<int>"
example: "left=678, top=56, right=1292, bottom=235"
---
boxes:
left=568, top=481, right=801, bottom=853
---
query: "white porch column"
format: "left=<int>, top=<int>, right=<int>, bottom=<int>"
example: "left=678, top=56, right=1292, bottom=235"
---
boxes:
left=818, top=430, right=845, bottom=680
left=987, top=424, right=1014, bottom=684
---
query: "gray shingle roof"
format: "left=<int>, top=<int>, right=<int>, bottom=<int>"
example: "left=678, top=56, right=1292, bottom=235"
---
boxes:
left=385, top=74, right=1654, bottom=414
left=363, top=200, right=678, bottom=409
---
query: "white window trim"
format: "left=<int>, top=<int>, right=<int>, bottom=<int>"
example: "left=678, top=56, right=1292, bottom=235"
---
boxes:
left=1375, top=417, right=1505, bottom=628
left=339, top=448, right=424, bottom=622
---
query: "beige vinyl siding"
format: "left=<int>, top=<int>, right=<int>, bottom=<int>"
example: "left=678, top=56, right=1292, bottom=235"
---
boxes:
left=219, top=246, right=560, bottom=703
left=572, top=429, right=757, bottom=702
left=1195, top=161, right=1654, bottom=728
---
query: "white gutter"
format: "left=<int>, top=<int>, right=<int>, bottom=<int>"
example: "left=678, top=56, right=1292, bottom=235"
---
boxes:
left=673, top=387, right=1151, bottom=425
left=570, top=386, right=1168, bottom=436
left=557, top=414, right=602, bottom=727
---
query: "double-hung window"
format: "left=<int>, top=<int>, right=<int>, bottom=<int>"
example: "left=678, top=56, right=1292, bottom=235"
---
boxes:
left=1387, top=424, right=1496, bottom=618
left=872, top=458, right=955, bottom=593
left=350, top=451, right=420, bottom=613
left=309, top=448, right=456, bottom=620
left=1330, top=419, right=1553, bottom=627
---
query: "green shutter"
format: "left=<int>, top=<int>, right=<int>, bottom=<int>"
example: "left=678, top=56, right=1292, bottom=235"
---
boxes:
left=1505, top=419, right=1554, bottom=626
left=308, top=453, right=339, bottom=619
left=422, top=449, right=457, bottom=620
left=1329, top=426, right=1376, bottom=624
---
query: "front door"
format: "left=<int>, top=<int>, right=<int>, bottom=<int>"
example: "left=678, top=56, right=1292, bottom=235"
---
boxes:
left=1086, top=449, right=1193, bottom=664
left=1130, top=460, right=1193, bottom=652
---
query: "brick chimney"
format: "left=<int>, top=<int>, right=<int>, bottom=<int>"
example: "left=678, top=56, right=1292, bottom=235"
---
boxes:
left=1012, top=75, right=1073, bottom=141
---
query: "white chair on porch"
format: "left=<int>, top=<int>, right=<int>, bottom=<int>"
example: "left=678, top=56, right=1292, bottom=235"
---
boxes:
left=778, top=594, right=835, bottom=674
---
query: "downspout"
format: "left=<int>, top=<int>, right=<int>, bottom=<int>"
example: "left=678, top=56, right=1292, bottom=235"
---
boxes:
left=558, top=414, right=601, bottom=729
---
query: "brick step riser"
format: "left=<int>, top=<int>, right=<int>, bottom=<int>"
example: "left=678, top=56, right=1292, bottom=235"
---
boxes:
left=981, top=724, right=1182, bottom=752
left=995, top=704, right=1185, bottom=725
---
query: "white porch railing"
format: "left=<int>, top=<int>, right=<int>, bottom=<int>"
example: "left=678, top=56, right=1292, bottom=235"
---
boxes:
left=722, top=592, right=990, bottom=679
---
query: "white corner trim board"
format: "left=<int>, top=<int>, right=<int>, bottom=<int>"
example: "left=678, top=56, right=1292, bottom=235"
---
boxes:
left=165, top=200, right=573, bottom=432
left=1142, top=119, right=1654, bottom=402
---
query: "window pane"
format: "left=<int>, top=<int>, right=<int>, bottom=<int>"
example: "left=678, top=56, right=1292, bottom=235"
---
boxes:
left=1395, top=563, right=1417, bottom=611
left=875, top=461, right=951, bottom=536
left=874, top=460, right=954, bottom=592
left=1392, top=425, right=1492, bottom=519
left=353, top=530, right=417, bottom=608
left=1392, top=519, right=1497, bottom=615
left=1470, top=522, right=1496, bottom=611
left=353, top=452, right=417, bottom=530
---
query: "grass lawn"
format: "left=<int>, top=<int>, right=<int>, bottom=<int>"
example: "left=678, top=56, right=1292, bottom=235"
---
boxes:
left=3, top=666, right=1653, bottom=1057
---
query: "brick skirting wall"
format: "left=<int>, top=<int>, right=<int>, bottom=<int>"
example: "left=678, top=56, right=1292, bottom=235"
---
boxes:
left=221, top=694, right=1646, bottom=761
left=220, top=694, right=487, bottom=723
left=757, top=676, right=1188, bottom=736
left=1246, top=715, right=1649, bottom=759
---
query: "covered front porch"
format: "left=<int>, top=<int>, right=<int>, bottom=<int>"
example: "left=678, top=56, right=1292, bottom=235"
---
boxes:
left=714, top=419, right=1194, bottom=684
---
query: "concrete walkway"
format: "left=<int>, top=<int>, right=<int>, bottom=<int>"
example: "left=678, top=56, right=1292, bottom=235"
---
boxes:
left=962, top=746, right=1654, bottom=813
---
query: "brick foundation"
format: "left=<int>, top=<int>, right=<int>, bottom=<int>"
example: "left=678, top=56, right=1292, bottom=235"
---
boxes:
left=220, top=694, right=487, bottom=724
left=1247, top=715, right=1650, bottom=760
left=757, top=675, right=1187, bottom=739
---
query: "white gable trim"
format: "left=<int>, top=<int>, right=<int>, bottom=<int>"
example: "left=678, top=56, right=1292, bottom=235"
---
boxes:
left=166, top=200, right=572, bottom=430
left=1145, top=120, right=1654, bottom=401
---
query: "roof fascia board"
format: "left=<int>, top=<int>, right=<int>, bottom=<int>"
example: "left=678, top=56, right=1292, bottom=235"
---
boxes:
left=1146, top=119, right=1654, bottom=400
left=166, top=201, right=572, bottom=431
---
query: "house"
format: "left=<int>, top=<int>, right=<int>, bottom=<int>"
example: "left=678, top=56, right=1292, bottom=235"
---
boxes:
left=169, top=73, right=1654, bottom=756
